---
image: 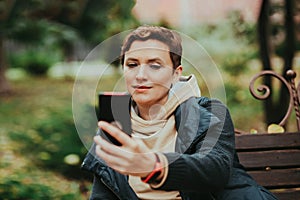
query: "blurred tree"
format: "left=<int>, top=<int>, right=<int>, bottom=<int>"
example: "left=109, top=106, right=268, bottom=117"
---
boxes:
left=0, top=0, right=138, bottom=94
left=0, top=0, right=17, bottom=94
left=258, top=0, right=298, bottom=125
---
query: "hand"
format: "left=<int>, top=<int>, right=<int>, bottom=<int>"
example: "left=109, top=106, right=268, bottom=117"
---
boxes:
left=94, top=121, right=156, bottom=177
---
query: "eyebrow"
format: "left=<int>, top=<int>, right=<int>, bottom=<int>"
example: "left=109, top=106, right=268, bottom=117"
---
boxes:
left=126, top=57, right=164, bottom=63
left=148, top=58, right=164, bottom=63
left=125, top=58, right=138, bottom=62
left=125, top=57, right=165, bottom=64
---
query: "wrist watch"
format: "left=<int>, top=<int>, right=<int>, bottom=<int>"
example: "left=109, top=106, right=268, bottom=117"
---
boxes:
left=141, top=153, right=163, bottom=184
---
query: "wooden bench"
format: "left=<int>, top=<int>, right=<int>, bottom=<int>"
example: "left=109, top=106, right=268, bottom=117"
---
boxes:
left=236, top=132, right=300, bottom=199
left=234, top=69, right=300, bottom=199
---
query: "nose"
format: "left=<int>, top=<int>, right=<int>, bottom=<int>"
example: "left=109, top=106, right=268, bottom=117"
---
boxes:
left=135, top=64, right=147, bottom=81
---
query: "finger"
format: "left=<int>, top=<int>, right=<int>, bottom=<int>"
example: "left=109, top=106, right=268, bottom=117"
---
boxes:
left=95, top=144, right=126, bottom=171
left=131, top=137, right=150, bottom=153
left=94, top=143, right=149, bottom=176
left=94, top=137, right=136, bottom=174
left=98, top=121, right=132, bottom=146
left=94, top=135, right=131, bottom=159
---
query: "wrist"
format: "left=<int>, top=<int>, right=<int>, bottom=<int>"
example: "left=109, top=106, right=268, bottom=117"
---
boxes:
left=141, top=153, right=163, bottom=183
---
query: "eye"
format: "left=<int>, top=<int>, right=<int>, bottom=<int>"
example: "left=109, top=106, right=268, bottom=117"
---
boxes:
left=126, top=62, right=138, bottom=68
left=149, top=64, right=162, bottom=70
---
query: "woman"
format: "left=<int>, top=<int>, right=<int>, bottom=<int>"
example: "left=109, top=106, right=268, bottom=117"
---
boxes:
left=82, top=25, right=278, bottom=200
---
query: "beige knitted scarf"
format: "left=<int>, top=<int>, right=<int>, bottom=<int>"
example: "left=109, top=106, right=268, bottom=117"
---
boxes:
left=129, top=74, right=201, bottom=200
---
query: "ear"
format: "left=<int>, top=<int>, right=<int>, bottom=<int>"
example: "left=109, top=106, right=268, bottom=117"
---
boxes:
left=172, top=65, right=183, bottom=83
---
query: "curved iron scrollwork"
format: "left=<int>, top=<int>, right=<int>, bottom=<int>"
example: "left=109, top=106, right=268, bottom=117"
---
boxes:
left=286, top=70, right=300, bottom=130
left=249, top=70, right=300, bottom=131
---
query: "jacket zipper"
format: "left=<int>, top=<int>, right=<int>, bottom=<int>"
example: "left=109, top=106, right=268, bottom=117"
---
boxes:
left=100, top=178, right=122, bottom=200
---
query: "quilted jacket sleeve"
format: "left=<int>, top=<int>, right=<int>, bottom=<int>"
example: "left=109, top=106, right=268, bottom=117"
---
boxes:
left=159, top=98, right=235, bottom=192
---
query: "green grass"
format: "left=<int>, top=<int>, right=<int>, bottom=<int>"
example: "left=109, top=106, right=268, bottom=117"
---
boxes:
left=0, top=77, right=92, bottom=199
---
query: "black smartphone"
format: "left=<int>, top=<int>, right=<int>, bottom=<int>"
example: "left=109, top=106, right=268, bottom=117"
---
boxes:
left=98, top=92, right=132, bottom=146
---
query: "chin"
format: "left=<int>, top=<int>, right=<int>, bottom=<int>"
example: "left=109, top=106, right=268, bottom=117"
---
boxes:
left=133, top=97, right=151, bottom=105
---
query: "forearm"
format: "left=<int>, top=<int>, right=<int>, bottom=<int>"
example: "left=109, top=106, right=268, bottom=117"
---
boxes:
left=158, top=123, right=235, bottom=192
left=162, top=150, right=232, bottom=191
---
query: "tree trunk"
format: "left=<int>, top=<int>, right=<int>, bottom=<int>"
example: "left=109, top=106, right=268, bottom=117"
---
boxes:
left=258, top=0, right=277, bottom=124
left=282, top=0, right=295, bottom=74
left=258, top=0, right=296, bottom=126
left=0, top=37, right=11, bottom=95
left=278, top=0, right=295, bottom=123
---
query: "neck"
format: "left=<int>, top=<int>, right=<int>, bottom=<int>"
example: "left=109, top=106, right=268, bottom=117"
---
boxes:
left=136, top=103, right=166, bottom=120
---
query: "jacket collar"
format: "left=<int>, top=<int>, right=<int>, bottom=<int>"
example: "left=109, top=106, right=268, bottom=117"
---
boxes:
left=174, top=97, right=220, bottom=154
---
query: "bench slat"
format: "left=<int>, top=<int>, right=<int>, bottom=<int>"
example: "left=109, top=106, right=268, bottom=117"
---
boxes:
left=235, top=132, right=300, bottom=150
left=248, top=168, right=300, bottom=188
left=238, top=149, right=300, bottom=169
left=271, top=188, right=300, bottom=200
left=235, top=132, right=300, bottom=198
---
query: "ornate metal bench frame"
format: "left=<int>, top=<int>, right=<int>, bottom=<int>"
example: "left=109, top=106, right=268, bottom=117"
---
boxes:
left=249, top=69, right=300, bottom=131
left=235, top=69, right=300, bottom=199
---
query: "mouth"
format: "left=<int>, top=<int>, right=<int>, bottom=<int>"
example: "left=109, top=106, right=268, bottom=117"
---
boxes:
left=132, top=85, right=152, bottom=91
left=133, top=85, right=152, bottom=89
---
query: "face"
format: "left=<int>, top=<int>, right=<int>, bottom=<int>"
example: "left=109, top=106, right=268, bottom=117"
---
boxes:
left=123, top=39, right=182, bottom=109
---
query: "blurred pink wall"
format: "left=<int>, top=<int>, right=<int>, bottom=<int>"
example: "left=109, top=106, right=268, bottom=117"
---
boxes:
left=132, top=0, right=262, bottom=26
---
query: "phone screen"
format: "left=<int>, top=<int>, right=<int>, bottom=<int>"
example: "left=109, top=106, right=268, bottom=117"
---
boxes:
left=98, top=92, right=132, bottom=145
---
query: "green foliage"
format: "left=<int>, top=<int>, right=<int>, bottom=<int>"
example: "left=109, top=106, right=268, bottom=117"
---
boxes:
left=9, top=49, right=61, bottom=75
left=1, top=78, right=92, bottom=182
left=1, top=0, right=138, bottom=77
left=0, top=77, right=92, bottom=198
left=181, top=15, right=265, bottom=131
left=10, top=19, right=49, bottom=45
left=185, top=10, right=258, bottom=64
left=222, top=50, right=257, bottom=77
left=77, top=0, right=138, bottom=44
left=0, top=175, right=82, bottom=200
left=224, top=83, right=247, bottom=104
left=227, top=10, right=258, bottom=44
left=1, top=0, right=138, bottom=45
left=222, top=54, right=249, bottom=77
left=0, top=178, right=55, bottom=200
left=9, top=106, right=89, bottom=180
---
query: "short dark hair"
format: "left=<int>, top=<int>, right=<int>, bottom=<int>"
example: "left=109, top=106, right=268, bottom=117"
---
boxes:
left=120, top=25, right=182, bottom=69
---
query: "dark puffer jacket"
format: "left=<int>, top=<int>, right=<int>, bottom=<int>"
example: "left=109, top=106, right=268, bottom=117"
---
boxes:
left=81, top=97, right=278, bottom=200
